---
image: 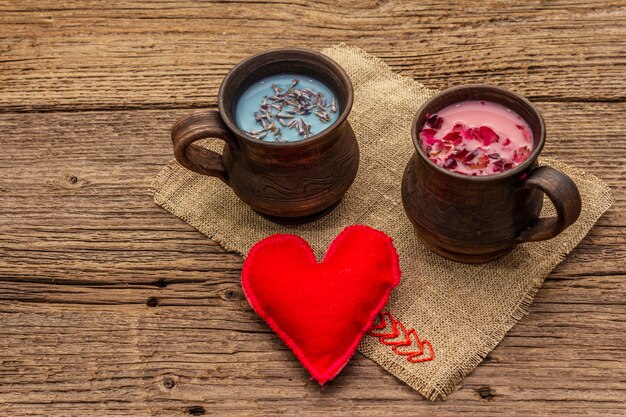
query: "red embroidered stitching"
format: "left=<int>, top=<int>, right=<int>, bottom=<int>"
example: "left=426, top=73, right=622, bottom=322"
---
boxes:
left=367, top=311, right=434, bottom=364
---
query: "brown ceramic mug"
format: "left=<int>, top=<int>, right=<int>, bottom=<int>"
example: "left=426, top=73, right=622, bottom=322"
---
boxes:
left=402, top=85, right=582, bottom=263
left=171, top=48, right=359, bottom=224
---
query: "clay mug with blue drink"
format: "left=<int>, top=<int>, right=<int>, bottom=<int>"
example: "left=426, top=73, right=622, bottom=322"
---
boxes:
left=171, top=48, right=359, bottom=224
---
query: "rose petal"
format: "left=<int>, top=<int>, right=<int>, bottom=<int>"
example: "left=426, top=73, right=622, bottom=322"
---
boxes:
left=442, top=157, right=457, bottom=170
left=452, top=122, right=467, bottom=132
left=478, top=126, right=499, bottom=146
left=513, top=146, right=531, bottom=163
left=453, top=148, right=469, bottom=161
left=464, top=150, right=476, bottom=163
left=469, top=154, right=489, bottom=170
left=420, top=128, right=438, bottom=145
left=426, top=114, right=444, bottom=130
left=442, top=131, right=463, bottom=146
left=442, top=141, right=455, bottom=153
left=464, top=127, right=482, bottom=141
left=430, top=140, right=445, bottom=156
left=516, top=124, right=532, bottom=142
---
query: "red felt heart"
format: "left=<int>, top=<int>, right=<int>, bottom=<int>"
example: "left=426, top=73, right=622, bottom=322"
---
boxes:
left=241, top=225, right=400, bottom=385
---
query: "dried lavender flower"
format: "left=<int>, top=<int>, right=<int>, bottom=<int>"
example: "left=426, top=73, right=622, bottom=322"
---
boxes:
left=247, top=78, right=336, bottom=142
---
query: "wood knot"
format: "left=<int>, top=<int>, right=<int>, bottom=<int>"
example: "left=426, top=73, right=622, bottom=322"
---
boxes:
left=162, top=377, right=175, bottom=390
left=146, top=296, right=159, bottom=307
left=155, top=278, right=167, bottom=288
left=186, top=406, right=206, bottom=416
left=223, top=288, right=238, bottom=301
left=67, top=175, right=79, bottom=184
left=476, top=386, right=495, bottom=401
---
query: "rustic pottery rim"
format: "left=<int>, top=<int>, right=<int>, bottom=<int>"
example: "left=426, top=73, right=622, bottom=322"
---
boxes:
left=411, top=84, right=547, bottom=181
left=217, top=47, right=354, bottom=147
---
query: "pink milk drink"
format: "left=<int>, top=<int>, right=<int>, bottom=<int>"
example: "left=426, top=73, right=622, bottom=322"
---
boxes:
left=419, top=100, right=534, bottom=176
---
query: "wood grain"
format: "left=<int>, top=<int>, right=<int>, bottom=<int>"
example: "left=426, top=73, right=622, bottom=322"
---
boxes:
left=1, top=0, right=625, bottom=112
left=0, top=0, right=625, bottom=415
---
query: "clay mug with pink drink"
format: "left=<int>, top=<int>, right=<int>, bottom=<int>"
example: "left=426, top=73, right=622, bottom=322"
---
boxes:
left=402, top=85, right=582, bottom=263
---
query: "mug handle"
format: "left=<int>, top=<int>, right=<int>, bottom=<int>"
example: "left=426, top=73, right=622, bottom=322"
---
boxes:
left=515, top=166, right=582, bottom=243
left=171, top=110, right=238, bottom=184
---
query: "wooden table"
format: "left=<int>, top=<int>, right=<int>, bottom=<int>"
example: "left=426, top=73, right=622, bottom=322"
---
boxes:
left=1, top=1, right=624, bottom=416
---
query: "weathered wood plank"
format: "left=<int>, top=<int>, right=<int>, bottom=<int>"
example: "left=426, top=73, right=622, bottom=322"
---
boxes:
left=0, top=0, right=625, bottom=112
left=1, top=264, right=624, bottom=308
left=0, top=301, right=624, bottom=417
left=1, top=103, right=623, bottom=286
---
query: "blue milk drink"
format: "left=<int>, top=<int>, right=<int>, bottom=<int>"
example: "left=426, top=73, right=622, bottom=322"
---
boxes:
left=234, top=73, right=339, bottom=142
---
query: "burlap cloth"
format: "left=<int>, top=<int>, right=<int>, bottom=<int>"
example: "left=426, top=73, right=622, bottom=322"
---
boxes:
left=151, top=44, right=613, bottom=400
